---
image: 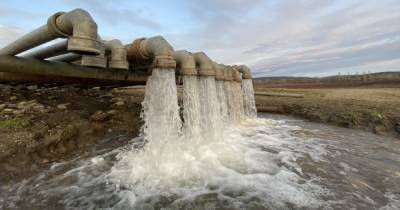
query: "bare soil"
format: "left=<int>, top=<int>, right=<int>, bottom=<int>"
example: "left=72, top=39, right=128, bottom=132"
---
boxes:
left=0, top=83, right=144, bottom=183
left=255, top=84, right=400, bottom=138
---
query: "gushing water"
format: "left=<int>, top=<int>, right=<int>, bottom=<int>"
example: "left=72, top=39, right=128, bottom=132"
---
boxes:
left=181, top=75, right=201, bottom=140
left=198, top=76, right=223, bottom=139
left=215, top=80, right=229, bottom=124
left=242, top=79, right=257, bottom=118
left=139, top=68, right=182, bottom=153
left=224, top=81, right=244, bottom=122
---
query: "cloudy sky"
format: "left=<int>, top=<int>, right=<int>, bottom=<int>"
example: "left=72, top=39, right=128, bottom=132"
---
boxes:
left=0, top=0, right=399, bottom=77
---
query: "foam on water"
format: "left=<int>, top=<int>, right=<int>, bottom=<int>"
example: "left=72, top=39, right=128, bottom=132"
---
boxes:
left=107, top=117, right=329, bottom=209
left=242, top=79, right=257, bottom=118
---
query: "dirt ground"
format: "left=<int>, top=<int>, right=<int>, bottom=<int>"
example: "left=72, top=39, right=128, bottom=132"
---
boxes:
left=255, top=84, right=400, bottom=139
left=0, top=83, right=145, bottom=183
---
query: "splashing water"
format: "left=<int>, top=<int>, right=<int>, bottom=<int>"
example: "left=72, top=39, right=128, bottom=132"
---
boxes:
left=242, top=79, right=257, bottom=118
left=182, top=75, right=202, bottom=140
left=233, top=81, right=245, bottom=120
left=215, top=80, right=229, bottom=124
left=198, top=76, right=223, bottom=139
left=140, top=68, right=182, bottom=153
left=224, top=81, right=244, bottom=122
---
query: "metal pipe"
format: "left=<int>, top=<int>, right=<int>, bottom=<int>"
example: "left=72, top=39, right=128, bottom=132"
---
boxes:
left=0, top=8, right=102, bottom=56
left=223, top=65, right=234, bottom=81
left=105, top=39, right=129, bottom=70
left=21, top=40, right=68, bottom=59
left=234, top=65, right=252, bottom=79
left=0, top=56, right=147, bottom=83
left=48, top=53, right=81, bottom=62
left=230, top=66, right=242, bottom=82
left=126, top=36, right=176, bottom=70
left=192, top=52, right=215, bottom=77
left=173, top=50, right=197, bottom=76
left=214, top=62, right=224, bottom=80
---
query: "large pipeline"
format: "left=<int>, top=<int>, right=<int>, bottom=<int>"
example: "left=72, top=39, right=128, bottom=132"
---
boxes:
left=0, top=8, right=102, bottom=56
left=0, top=56, right=147, bottom=84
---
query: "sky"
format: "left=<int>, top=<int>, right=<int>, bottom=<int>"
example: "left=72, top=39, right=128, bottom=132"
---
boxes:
left=0, top=0, right=399, bottom=78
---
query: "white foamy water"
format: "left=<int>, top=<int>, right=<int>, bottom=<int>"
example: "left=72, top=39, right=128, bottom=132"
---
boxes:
left=198, top=76, right=223, bottom=139
left=182, top=75, right=202, bottom=140
left=140, top=68, right=182, bottom=154
left=242, top=79, right=257, bottom=118
left=216, top=80, right=229, bottom=124
left=224, top=81, right=244, bottom=123
left=3, top=115, right=400, bottom=209
left=107, top=118, right=329, bottom=209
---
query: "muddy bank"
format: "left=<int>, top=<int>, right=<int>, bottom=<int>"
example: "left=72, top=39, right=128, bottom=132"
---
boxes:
left=0, top=83, right=144, bottom=183
left=255, top=86, right=400, bottom=139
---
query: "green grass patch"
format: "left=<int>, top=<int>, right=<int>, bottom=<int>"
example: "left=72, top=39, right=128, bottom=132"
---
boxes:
left=0, top=119, right=29, bottom=130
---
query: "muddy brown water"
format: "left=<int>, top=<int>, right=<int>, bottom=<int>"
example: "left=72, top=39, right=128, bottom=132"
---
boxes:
left=0, top=114, right=399, bottom=209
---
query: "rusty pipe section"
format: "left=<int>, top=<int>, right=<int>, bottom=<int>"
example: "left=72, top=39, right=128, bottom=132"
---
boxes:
left=234, top=65, right=252, bottom=79
left=173, top=50, right=197, bottom=76
left=192, top=52, right=215, bottom=77
left=0, top=8, right=102, bottom=56
left=105, top=39, right=129, bottom=70
left=127, top=36, right=176, bottom=70
left=0, top=56, right=147, bottom=83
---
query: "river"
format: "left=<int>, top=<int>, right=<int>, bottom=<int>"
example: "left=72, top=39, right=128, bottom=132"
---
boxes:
left=1, top=114, right=399, bottom=209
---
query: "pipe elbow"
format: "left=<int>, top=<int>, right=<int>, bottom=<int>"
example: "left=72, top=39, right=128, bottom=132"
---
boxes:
left=192, top=52, right=215, bottom=76
left=235, top=65, right=252, bottom=79
left=222, top=65, right=234, bottom=81
left=173, top=50, right=197, bottom=76
left=213, top=62, right=224, bottom=80
left=127, top=36, right=176, bottom=69
left=105, top=39, right=129, bottom=70
left=48, top=8, right=103, bottom=55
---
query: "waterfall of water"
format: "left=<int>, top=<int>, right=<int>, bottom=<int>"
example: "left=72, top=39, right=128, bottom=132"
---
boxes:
left=216, top=80, right=229, bottom=124
left=140, top=68, right=182, bottom=152
left=242, top=79, right=257, bottom=118
left=182, top=75, right=202, bottom=140
left=224, top=81, right=244, bottom=122
left=198, top=76, right=223, bottom=139
left=233, top=81, right=245, bottom=120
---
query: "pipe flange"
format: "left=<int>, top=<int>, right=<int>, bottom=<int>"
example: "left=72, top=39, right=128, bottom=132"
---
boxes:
left=47, top=12, right=69, bottom=38
left=108, top=60, right=129, bottom=70
left=67, top=34, right=103, bottom=55
left=81, top=55, right=107, bottom=68
left=151, top=55, right=176, bottom=69
left=180, top=68, right=197, bottom=76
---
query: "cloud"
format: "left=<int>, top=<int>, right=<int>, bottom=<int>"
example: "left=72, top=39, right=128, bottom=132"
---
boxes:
left=0, top=25, right=24, bottom=47
left=169, top=0, right=400, bottom=77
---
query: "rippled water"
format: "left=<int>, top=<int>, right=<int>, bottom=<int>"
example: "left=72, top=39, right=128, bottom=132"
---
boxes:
left=1, top=114, right=399, bottom=209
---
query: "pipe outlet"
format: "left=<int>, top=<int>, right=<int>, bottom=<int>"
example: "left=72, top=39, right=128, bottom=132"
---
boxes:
left=127, top=36, right=176, bottom=69
left=214, top=63, right=225, bottom=80
left=105, top=39, right=129, bottom=70
left=173, top=50, right=197, bottom=76
left=234, top=65, right=252, bottom=79
left=222, top=65, right=234, bottom=81
left=50, top=9, right=103, bottom=55
left=230, top=66, right=242, bottom=82
left=192, top=52, right=215, bottom=76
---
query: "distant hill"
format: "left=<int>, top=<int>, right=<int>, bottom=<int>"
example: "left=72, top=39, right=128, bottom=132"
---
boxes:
left=253, top=71, right=400, bottom=85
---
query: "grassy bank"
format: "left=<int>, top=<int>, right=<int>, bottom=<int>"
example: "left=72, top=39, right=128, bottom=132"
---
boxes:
left=255, top=85, right=400, bottom=138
